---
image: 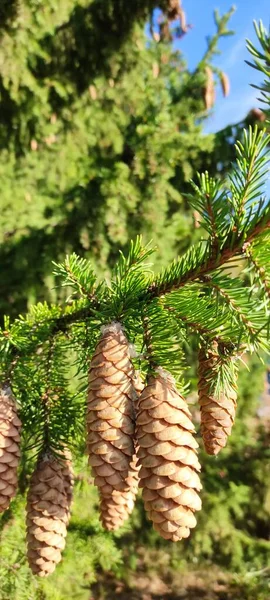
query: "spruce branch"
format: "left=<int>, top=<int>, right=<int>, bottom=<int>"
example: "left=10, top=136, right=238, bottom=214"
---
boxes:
left=41, top=338, right=56, bottom=450
left=244, top=241, right=270, bottom=302
left=202, top=273, right=260, bottom=341
left=0, top=15, right=269, bottom=459
left=197, top=6, right=235, bottom=70
left=142, top=310, right=155, bottom=370
left=246, top=21, right=270, bottom=114
left=108, top=236, right=154, bottom=321
left=2, top=195, right=270, bottom=360
left=164, top=304, right=218, bottom=339
left=148, top=196, right=270, bottom=298
left=198, top=340, right=239, bottom=404
left=163, top=289, right=240, bottom=348
left=53, top=254, right=98, bottom=301
left=229, top=127, right=269, bottom=229
left=141, top=299, right=186, bottom=384
left=187, top=172, right=233, bottom=242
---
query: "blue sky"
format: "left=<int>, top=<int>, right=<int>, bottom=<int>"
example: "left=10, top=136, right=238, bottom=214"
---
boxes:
left=176, top=0, right=269, bottom=133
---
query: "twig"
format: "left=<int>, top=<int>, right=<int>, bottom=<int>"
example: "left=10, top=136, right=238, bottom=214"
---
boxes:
left=147, top=212, right=270, bottom=298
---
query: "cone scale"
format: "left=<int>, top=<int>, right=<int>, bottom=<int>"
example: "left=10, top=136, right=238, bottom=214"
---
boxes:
left=198, top=347, right=237, bottom=455
left=137, top=369, right=202, bottom=542
left=86, top=322, right=141, bottom=530
left=0, top=384, right=21, bottom=513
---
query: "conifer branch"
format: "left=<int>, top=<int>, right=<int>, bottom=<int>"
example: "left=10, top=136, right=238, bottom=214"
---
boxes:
left=203, top=277, right=258, bottom=338
left=50, top=305, right=99, bottom=335
left=142, top=311, right=156, bottom=370
left=163, top=304, right=232, bottom=347
left=244, top=242, right=270, bottom=301
left=41, top=339, right=55, bottom=450
left=196, top=7, right=235, bottom=70
left=0, top=14, right=269, bottom=460
left=198, top=340, right=239, bottom=401
left=148, top=203, right=270, bottom=298
left=2, top=199, right=270, bottom=360
left=246, top=21, right=270, bottom=115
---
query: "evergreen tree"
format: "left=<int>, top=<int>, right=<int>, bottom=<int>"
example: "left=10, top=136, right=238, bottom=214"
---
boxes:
left=0, top=6, right=270, bottom=600
left=0, top=1, right=239, bottom=318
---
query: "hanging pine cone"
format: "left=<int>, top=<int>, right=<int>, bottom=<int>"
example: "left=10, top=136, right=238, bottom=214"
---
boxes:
left=87, top=322, right=140, bottom=530
left=0, top=383, right=21, bottom=513
left=167, top=0, right=181, bottom=21
left=26, top=453, right=70, bottom=577
left=137, top=369, right=202, bottom=542
left=198, top=347, right=238, bottom=455
left=203, top=66, right=215, bottom=109
left=220, top=71, right=230, bottom=97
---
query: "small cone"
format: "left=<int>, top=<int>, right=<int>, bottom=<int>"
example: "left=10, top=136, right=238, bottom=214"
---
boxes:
left=179, top=7, right=188, bottom=33
left=152, top=61, right=160, bottom=79
left=0, top=383, right=21, bottom=513
left=26, top=453, right=70, bottom=577
left=203, top=66, right=215, bottom=109
left=87, top=323, right=140, bottom=530
left=220, top=71, right=230, bottom=97
left=198, top=347, right=237, bottom=455
left=137, top=369, right=202, bottom=542
left=89, top=85, right=97, bottom=100
left=167, top=0, right=181, bottom=21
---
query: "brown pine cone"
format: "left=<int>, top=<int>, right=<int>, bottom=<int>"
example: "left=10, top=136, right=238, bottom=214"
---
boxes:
left=26, top=453, right=70, bottom=577
left=0, top=384, right=21, bottom=513
left=167, top=0, right=181, bottom=21
left=203, top=66, right=215, bottom=110
left=220, top=71, right=230, bottom=97
left=137, top=369, right=202, bottom=542
left=198, top=347, right=237, bottom=455
left=87, top=322, right=140, bottom=529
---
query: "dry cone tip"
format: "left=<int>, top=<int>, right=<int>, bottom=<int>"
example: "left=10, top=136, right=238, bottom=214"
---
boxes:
left=198, top=347, right=237, bottom=455
left=87, top=322, right=141, bottom=530
left=137, top=368, right=202, bottom=542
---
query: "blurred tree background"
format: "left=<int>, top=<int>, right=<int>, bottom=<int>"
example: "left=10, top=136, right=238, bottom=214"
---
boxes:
left=0, top=1, right=269, bottom=599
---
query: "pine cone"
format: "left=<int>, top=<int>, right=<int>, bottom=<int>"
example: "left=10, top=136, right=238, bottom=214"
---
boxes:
left=220, top=71, right=230, bottom=97
left=137, top=369, right=202, bottom=542
left=203, top=66, right=215, bottom=109
left=198, top=347, right=237, bottom=455
left=87, top=322, right=139, bottom=529
left=167, top=0, right=181, bottom=21
left=26, top=454, right=70, bottom=577
left=0, top=383, right=21, bottom=513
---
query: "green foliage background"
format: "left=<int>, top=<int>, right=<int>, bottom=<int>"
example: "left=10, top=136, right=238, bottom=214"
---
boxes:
left=0, top=1, right=269, bottom=598
left=0, top=0, right=248, bottom=319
